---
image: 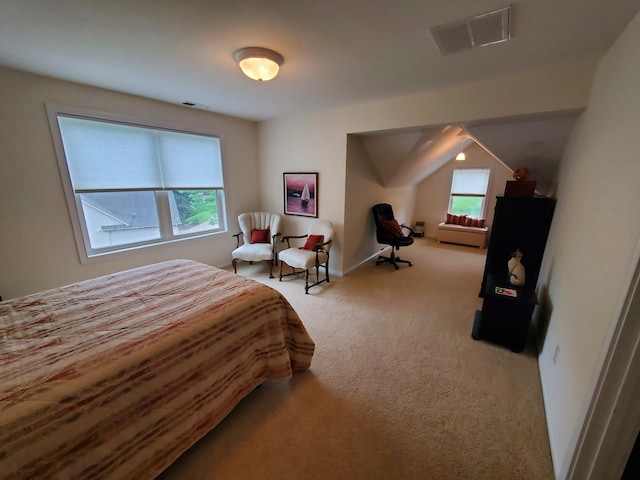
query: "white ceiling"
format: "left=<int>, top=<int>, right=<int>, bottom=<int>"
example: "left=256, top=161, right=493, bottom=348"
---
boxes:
left=1, top=0, right=638, bottom=121
left=1, top=1, right=638, bottom=188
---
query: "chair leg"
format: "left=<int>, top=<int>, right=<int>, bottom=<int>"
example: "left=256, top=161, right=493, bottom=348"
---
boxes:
left=376, top=248, right=412, bottom=270
left=235, top=257, right=278, bottom=278
left=280, top=260, right=329, bottom=293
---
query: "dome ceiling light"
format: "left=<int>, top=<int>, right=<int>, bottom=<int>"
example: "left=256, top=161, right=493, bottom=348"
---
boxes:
left=233, top=47, right=284, bottom=81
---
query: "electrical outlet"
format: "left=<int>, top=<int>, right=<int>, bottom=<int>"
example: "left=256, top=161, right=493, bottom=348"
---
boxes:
left=552, top=345, right=560, bottom=365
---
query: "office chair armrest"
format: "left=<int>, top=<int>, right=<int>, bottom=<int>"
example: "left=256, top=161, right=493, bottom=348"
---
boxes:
left=400, top=224, right=418, bottom=237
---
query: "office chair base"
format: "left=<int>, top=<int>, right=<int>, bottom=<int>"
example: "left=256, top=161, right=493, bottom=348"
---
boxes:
left=376, top=251, right=412, bottom=270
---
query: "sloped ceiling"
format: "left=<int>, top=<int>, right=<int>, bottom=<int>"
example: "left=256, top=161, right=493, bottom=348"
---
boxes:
left=356, top=110, right=583, bottom=195
left=464, top=110, right=584, bottom=194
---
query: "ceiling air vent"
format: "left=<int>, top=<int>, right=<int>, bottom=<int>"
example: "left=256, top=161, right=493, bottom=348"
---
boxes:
left=181, top=101, right=212, bottom=110
left=431, top=6, right=511, bottom=56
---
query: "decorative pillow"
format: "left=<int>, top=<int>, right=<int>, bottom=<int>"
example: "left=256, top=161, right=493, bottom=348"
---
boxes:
left=251, top=228, right=271, bottom=244
left=303, top=234, right=324, bottom=250
left=446, top=215, right=485, bottom=227
left=380, top=219, right=405, bottom=239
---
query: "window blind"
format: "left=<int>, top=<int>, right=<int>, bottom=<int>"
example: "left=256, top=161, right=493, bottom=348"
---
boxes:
left=451, top=168, right=490, bottom=195
left=57, top=115, right=223, bottom=192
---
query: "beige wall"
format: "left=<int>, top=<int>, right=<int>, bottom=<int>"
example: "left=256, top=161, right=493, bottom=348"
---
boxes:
left=259, top=61, right=596, bottom=275
left=412, top=143, right=514, bottom=239
left=0, top=67, right=259, bottom=299
left=257, top=110, right=349, bottom=272
left=537, top=12, right=640, bottom=478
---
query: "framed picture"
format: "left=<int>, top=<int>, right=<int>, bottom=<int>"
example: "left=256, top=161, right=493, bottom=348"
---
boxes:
left=283, top=172, right=318, bottom=217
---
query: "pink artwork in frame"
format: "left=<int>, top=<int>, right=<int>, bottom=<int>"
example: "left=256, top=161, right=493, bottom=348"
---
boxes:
left=283, top=172, right=318, bottom=217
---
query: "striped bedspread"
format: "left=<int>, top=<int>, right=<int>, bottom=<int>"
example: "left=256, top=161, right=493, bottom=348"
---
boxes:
left=0, top=259, right=314, bottom=479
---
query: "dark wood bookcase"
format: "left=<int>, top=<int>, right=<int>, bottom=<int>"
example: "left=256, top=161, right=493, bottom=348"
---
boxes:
left=480, top=196, right=556, bottom=296
left=473, top=196, right=556, bottom=351
left=473, top=274, right=538, bottom=352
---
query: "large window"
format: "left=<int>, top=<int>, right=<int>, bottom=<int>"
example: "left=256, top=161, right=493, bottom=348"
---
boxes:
left=49, top=107, right=226, bottom=261
left=448, top=168, right=490, bottom=218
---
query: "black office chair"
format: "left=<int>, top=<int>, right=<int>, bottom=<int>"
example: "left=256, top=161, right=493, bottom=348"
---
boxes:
left=372, top=203, right=415, bottom=270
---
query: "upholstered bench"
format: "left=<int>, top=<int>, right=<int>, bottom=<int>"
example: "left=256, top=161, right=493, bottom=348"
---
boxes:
left=436, top=222, right=488, bottom=248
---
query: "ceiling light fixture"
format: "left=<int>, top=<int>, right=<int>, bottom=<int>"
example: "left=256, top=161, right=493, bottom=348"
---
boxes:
left=233, top=47, right=284, bottom=81
left=456, top=129, right=469, bottom=161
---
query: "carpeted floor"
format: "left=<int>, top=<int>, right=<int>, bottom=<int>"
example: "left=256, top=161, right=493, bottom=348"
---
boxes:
left=158, top=238, right=554, bottom=480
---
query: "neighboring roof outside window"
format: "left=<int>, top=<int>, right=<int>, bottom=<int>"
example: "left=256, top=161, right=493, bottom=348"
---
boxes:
left=80, top=192, right=181, bottom=229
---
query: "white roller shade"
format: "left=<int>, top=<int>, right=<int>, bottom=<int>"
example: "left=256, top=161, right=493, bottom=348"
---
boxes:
left=451, top=168, right=490, bottom=195
left=57, top=115, right=223, bottom=191
left=157, top=130, right=223, bottom=189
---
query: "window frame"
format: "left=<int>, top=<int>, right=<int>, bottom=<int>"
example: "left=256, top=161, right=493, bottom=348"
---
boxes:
left=47, top=104, right=228, bottom=263
left=448, top=168, right=491, bottom=219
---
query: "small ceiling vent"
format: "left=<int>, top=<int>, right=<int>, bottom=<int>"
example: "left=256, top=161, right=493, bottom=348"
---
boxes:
left=181, top=101, right=212, bottom=110
left=431, top=6, right=511, bottom=56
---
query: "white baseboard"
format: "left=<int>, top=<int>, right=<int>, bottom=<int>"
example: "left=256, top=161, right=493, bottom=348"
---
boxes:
left=344, top=247, right=392, bottom=275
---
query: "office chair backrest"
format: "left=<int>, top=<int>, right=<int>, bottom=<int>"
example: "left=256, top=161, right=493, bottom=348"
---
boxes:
left=372, top=203, right=395, bottom=225
left=372, top=203, right=398, bottom=243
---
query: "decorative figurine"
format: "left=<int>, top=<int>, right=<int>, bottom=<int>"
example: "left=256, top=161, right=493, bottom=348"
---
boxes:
left=512, top=167, right=529, bottom=181
left=508, top=249, right=526, bottom=286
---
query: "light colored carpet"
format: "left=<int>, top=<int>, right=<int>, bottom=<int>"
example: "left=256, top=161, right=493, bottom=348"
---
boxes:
left=158, top=238, right=554, bottom=480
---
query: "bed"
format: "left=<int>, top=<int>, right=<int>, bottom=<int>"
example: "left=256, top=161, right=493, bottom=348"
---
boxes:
left=0, top=259, right=314, bottom=479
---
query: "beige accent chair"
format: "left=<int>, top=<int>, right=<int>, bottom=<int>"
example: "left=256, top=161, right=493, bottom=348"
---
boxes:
left=232, top=212, right=282, bottom=278
left=279, top=219, right=333, bottom=294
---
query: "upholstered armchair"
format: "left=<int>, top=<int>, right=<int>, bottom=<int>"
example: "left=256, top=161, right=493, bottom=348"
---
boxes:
left=278, top=219, right=333, bottom=294
left=232, top=212, right=282, bottom=278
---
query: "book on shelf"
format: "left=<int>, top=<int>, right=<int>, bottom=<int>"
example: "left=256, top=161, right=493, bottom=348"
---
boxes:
left=495, top=286, right=517, bottom=297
